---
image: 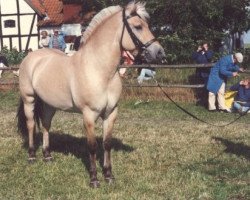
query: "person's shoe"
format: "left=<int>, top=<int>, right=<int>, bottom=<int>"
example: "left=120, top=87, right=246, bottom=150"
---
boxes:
left=208, top=109, right=217, bottom=112
left=137, top=79, right=143, bottom=84
left=219, top=108, right=231, bottom=113
left=237, top=107, right=245, bottom=115
left=13, top=71, right=19, bottom=76
left=134, top=99, right=143, bottom=105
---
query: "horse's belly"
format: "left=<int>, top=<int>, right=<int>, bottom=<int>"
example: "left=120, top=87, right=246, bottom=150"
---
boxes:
left=35, top=85, right=74, bottom=110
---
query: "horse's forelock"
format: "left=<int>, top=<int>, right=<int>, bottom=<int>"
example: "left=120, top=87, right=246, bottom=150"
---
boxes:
left=126, top=1, right=149, bottom=21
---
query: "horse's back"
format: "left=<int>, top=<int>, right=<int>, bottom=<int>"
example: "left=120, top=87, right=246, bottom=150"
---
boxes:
left=19, top=49, right=75, bottom=110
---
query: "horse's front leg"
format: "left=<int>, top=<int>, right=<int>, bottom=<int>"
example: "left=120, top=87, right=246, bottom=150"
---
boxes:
left=83, top=110, right=99, bottom=188
left=102, top=107, right=118, bottom=184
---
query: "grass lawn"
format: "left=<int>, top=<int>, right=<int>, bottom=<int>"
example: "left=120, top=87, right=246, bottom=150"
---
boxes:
left=0, top=90, right=249, bottom=200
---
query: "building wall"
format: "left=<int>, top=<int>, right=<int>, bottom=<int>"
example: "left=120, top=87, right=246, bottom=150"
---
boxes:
left=0, top=0, right=39, bottom=51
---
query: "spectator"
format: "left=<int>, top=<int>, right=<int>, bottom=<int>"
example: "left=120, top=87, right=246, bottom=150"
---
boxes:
left=230, top=78, right=250, bottom=114
left=207, top=52, right=244, bottom=112
left=49, top=29, right=66, bottom=52
left=137, top=67, right=156, bottom=84
left=0, top=53, right=9, bottom=78
left=73, top=28, right=86, bottom=51
left=39, top=30, right=50, bottom=48
left=192, top=42, right=214, bottom=84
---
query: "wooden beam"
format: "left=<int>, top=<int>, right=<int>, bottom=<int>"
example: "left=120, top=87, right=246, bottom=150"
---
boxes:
left=119, top=63, right=214, bottom=69
left=0, top=3, right=3, bottom=50
left=0, top=13, right=37, bottom=16
left=1, top=34, right=39, bottom=38
left=16, top=0, right=22, bottom=51
left=25, top=13, right=37, bottom=51
left=123, top=84, right=206, bottom=88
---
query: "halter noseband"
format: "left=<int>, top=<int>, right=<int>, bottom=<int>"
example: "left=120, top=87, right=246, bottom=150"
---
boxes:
left=121, top=8, right=157, bottom=50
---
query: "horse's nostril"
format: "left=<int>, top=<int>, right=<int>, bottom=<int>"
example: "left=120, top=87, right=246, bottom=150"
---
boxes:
left=156, top=49, right=166, bottom=59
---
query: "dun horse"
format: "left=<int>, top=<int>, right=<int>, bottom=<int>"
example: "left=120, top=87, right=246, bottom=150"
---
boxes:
left=17, top=2, right=166, bottom=187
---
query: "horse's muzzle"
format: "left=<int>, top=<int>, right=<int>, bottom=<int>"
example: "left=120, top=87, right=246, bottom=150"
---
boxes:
left=142, top=44, right=166, bottom=64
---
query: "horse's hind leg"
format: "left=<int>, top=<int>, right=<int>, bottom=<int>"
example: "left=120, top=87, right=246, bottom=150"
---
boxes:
left=102, top=107, right=118, bottom=184
left=40, top=103, right=56, bottom=162
left=23, top=96, right=36, bottom=162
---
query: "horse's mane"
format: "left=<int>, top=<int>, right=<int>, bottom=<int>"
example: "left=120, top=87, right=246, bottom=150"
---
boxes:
left=81, top=6, right=121, bottom=44
left=81, top=1, right=149, bottom=45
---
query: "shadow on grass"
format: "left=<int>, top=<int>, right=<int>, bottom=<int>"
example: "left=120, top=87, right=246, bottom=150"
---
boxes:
left=22, top=131, right=134, bottom=173
left=212, top=137, right=250, bottom=160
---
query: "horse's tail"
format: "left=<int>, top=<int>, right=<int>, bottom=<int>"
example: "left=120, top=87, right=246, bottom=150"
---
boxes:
left=17, top=97, right=42, bottom=140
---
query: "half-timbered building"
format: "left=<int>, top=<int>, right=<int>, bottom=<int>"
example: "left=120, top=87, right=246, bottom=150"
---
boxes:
left=0, top=0, right=39, bottom=51
left=0, top=0, right=95, bottom=52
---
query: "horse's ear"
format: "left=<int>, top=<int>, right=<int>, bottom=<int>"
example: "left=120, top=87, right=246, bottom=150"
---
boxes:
left=125, top=1, right=149, bottom=21
left=125, top=1, right=137, bottom=14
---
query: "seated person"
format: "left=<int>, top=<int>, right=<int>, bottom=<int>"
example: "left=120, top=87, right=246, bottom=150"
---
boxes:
left=137, top=68, right=156, bottom=84
left=135, top=52, right=156, bottom=84
left=230, top=78, right=250, bottom=114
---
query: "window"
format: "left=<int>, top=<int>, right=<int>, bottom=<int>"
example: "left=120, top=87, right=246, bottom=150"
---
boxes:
left=4, top=20, right=16, bottom=28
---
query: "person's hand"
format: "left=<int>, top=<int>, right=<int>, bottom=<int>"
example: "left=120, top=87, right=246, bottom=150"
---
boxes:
left=232, top=72, right=238, bottom=77
left=239, top=68, right=245, bottom=72
left=197, top=46, right=202, bottom=52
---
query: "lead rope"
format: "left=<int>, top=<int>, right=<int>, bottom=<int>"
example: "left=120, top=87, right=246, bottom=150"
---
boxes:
left=153, top=79, right=249, bottom=127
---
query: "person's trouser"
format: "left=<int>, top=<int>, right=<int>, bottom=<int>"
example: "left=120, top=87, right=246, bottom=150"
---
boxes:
left=233, top=102, right=250, bottom=112
left=137, top=69, right=156, bottom=83
left=208, top=82, right=227, bottom=110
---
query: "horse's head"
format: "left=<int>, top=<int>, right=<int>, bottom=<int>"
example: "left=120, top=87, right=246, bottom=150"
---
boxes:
left=121, top=2, right=166, bottom=64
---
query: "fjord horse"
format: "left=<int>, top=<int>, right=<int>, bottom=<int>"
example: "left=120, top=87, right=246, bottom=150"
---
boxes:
left=17, top=2, right=166, bottom=187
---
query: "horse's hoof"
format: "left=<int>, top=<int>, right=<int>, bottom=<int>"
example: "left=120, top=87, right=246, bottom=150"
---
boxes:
left=89, top=180, right=100, bottom=188
left=28, top=157, right=36, bottom=164
left=43, top=156, right=53, bottom=162
left=104, top=176, right=115, bottom=185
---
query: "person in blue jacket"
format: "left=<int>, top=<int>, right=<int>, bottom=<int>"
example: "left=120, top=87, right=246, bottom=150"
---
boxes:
left=207, top=52, right=244, bottom=112
left=192, top=42, right=214, bottom=83
left=49, top=29, right=66, bottom=52
left=230, top=78, right=250, bottom=114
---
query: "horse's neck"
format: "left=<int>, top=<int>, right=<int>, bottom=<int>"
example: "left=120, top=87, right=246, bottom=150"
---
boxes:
left=81, top=18, right=122, bottom=72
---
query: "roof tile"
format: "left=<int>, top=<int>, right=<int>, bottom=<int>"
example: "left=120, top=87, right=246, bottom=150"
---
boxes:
left=29, top=0, right=63, bottom=26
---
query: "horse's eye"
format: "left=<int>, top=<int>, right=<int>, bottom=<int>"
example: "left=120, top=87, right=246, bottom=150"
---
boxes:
left=134, top=25, right=142, bottom=30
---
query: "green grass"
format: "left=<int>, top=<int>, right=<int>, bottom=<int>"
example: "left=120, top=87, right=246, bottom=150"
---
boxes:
left=0, top=91, right=249, bottom=199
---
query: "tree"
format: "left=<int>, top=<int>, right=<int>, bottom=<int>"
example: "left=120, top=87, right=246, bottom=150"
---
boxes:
left=64, top=0, right=250, bottom=63
left=145, top=0, right=250, bottom=63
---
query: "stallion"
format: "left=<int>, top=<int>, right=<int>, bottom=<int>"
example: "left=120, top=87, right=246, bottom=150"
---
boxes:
left=17, top=1, right=166, bottom=187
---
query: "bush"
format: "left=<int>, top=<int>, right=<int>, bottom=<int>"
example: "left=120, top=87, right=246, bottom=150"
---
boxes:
left=0, top=46, right=27, bottom=65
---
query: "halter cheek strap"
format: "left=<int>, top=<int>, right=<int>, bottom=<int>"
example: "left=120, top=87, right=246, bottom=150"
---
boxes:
left=121, top=8, right=157, bottom=50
